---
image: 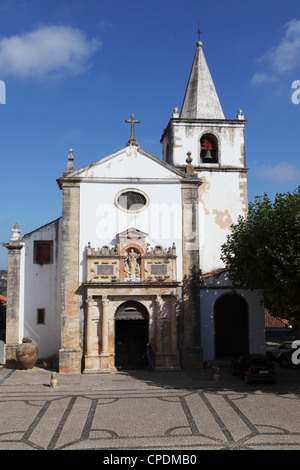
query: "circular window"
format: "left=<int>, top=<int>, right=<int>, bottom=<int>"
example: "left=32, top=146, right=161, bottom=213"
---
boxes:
left=115, top=189, right=149, bottom=213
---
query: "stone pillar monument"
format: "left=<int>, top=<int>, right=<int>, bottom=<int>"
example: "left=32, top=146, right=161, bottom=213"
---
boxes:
left=3, top=223, right=24, bottom=362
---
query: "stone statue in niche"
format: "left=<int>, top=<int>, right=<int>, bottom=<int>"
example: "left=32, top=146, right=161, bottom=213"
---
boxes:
left=124, top=248, right=141, bottom=281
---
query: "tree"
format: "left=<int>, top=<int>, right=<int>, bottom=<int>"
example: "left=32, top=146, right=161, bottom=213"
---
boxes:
left=221, top=186, right=300, bottom=326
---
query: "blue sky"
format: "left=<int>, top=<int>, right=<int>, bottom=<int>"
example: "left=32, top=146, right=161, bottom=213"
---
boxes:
left=0, top=0, right=300, bottom=269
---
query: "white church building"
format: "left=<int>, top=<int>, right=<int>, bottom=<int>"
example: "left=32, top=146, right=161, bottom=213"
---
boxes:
left=4, top=40, right=266, bottom=373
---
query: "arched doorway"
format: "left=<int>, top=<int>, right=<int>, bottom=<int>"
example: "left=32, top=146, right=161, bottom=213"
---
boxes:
left=115, top=301, right=149, bottom=369
left=215, top=294, right=249, bottom=358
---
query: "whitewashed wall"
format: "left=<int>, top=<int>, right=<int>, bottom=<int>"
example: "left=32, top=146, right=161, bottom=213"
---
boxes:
left=162, top=121, right=247, bottom=275
left=78, top=147, right=184, bottom=283
left=21, top=219, right=61, bottom=359
left=162, top=121, right=246, bottom=168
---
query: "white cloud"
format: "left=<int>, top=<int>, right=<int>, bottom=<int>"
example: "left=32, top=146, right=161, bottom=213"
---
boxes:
left=0, top=25, right=101, bottom=79
left=252, top=19, right=300, bottom=84
left=251, top=72, right=278, bottom=85
left=255, top=162, right=300, bottom=183
left=264, top=19, right=300, bottom=73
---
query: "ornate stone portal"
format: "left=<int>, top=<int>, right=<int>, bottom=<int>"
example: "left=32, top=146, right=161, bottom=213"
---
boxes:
left=83, top=228, right=180, bottom=373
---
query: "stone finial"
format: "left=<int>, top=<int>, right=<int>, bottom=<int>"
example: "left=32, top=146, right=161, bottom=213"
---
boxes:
left=11, top=223, right=21, bottom=241
left=172, top=107, right=179, bottom=118
left=66, top=148, right=75, bottom=172
left=3, top=222, right=23, bottom=250
left=237, top=108, right=245, bottom=120
left=186, top=152, right=194, bottom=174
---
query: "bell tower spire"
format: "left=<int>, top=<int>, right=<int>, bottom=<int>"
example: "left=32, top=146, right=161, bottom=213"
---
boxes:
left=180, top=40, right=225, bottom=120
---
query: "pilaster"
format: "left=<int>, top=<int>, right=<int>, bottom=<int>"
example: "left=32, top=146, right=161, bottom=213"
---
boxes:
left=59, top=180, right=82, bottom=373
left=181, top=177, right=203, bottom=367
left=3, top=224, right=24, bottom=361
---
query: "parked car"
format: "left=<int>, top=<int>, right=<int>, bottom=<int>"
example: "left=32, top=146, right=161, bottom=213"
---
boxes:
left=231, top=354, right=276, bottom=384
left=266, top=341, right=294, bottom=360
left=277, top=348, right=300, bottom=368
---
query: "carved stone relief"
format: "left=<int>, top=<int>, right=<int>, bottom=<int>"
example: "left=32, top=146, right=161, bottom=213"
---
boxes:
left=86, top=228, right=177, bottom=283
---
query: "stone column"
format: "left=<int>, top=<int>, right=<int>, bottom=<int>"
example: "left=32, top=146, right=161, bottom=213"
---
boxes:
left=181, top=177, right=202, bottom=368
left=98, top=296, right=112, bottom=372
left=154, top=295, right=166, bottom=369
left=101, top=297, right=109, bottom=354
left=170, top=294, right=177, bottom=353
left=155, top=295, right=162, bottom=354
left=59, top=179, right=82, bottom=373
left=86, top=297, right=94, bottom=356
left=3, top=224, right=23, bottom=362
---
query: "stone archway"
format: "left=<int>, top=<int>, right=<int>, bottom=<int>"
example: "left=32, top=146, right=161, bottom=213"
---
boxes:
left=214, top=294, right=249, bottom=358
left=115, top=301, right=149, bottom=370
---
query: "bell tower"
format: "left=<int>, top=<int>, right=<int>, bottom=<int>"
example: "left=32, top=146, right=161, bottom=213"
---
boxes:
left=161, top=40, right=248, bottom=274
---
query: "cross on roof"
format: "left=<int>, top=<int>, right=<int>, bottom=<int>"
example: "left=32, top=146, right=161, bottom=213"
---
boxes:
left=125, top=113, right=140, bottom=146
left=197, top=22, right=203, bottom=42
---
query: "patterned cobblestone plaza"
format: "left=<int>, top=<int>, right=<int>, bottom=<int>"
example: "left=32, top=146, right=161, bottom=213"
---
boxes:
left=0, top=365, right=299, bottom=451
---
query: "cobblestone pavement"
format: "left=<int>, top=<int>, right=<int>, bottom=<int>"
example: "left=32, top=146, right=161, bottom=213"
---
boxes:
left=0, top=365, right=299, bottom=451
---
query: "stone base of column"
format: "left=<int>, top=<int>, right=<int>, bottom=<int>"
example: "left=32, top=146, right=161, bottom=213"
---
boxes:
left=154, top=352, right=181, bottom=370
left=59, top=348, right=82, bottom=374
left=5, top=343, right=18, bottom=362
left=182, top=347, right=203, bottom=369
left=84, top=353, right=116, bottom=373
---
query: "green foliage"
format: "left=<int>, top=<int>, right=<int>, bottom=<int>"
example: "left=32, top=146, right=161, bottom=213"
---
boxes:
left=221, top=186, right=300, bottom=323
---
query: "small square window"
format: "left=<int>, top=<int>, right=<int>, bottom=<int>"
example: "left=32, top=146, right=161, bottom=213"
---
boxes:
left=34, top=241, right=53, bottom=264
left=37, top=308, right=45, bottom=325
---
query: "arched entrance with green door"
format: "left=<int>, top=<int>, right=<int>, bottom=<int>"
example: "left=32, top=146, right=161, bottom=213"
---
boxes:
left=115, top=301, right=149, bottom=369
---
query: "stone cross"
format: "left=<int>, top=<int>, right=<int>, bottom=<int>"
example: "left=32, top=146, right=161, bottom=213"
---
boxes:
left=197, top=21, right=203, bottom=42
left=125, top=114, right=140, bottom=146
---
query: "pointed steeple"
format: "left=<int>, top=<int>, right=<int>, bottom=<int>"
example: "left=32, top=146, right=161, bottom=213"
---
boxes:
left=180, top=41, right=225, bottom=120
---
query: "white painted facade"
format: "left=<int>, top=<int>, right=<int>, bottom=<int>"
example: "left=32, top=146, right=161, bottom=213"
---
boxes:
left=78, top=146, right=184, bottom=283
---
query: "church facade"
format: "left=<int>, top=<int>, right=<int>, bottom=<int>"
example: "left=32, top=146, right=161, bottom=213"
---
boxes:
left=4, top=40, right=266, bottom=373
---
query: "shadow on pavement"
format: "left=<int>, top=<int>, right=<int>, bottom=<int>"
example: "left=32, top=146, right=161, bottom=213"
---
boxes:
left=117, top=363, right=300, bottom=395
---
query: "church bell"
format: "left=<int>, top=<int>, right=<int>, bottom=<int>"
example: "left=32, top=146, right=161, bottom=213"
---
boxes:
left=203, top=148, right=213, bottom=163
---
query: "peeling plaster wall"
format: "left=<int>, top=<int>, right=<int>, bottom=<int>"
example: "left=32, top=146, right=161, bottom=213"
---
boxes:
left=198, top=171, right=247, bottom=274
left=161, top=118, right=248, bottom=275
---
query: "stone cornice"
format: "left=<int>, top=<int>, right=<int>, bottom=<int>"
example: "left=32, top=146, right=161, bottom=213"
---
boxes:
left=57, top=177, right=185, bottom=187
left=177, top=165, right=249, bottom=173
left=82, top=281, right=180, bottom=287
